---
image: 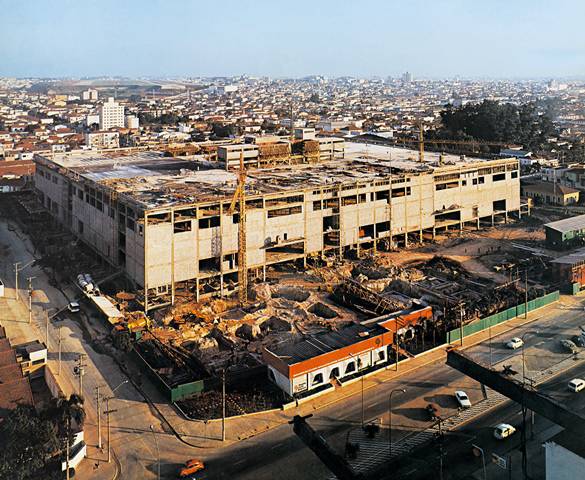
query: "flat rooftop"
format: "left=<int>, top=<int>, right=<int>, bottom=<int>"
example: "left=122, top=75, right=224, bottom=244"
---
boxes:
left=37, top=143, right=517, bottom=210
left=545, top=214, right=585, bottom=234
left=266, top=322, right=389, bottom=366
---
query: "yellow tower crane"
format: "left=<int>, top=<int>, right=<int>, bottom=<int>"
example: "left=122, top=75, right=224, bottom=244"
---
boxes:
left=227, top=152, right=248, bottom=305
left=393, top=124, right=511, bottom=164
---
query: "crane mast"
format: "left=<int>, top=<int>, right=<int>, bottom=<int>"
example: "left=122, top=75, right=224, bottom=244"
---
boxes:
left=227, top=152, right=247, bottom=304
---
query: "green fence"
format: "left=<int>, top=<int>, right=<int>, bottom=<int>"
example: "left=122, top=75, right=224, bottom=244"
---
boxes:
left=170, top=379, right=206, bottom=402
left=447, top=291, right=560, bottom=344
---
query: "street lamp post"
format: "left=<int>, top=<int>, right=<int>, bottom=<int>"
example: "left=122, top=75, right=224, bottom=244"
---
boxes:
left=57, top=327, right=62, bottom=375
left=521, top=330, right=539, bottom=385
left=388, top=388, right=406, bottom=458
left=149, top=425, right=160, bottom=480
left=472, top=444, right=487, bottom=480
left=221, top=369, right=226, bottom=442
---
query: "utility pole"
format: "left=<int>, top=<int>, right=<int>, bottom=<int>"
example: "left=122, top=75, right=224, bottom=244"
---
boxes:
left=459, top=303, right=464, bottom=346
left=45, top=309, right=50, bottom=348
left=96, top=385, right=102, bottom=449
left=438, top=418, right=444, bottom=480
left=525, top=270, right=529, bottom=319
left=349, top=353, right=364, bottom=427
left=66, top=417, right=70, bottom=480
left=27, top=276, right=36, bottom=324
left=13, top=262, right=20, bottom=300
left=104, top=397, right=118, bottom=463
left=58, top=327, right=62, bottom=375
left=395, top=333, right=399, bottom=371
left=149, top=425, right=160, bottom=480
left=76, top=354, right=86, bottom=396
left=221, top=369, right=226, bottom=441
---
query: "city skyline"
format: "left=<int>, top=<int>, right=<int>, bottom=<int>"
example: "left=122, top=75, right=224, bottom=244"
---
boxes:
left=2, top=0, right=584, bottom=79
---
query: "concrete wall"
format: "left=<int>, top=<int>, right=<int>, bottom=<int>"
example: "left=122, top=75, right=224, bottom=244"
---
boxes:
left=545, top=442, right=585, bottom=480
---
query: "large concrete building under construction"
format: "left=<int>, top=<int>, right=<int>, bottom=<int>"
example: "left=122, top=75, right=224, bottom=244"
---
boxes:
left=33, top=141, right=524, bottom=311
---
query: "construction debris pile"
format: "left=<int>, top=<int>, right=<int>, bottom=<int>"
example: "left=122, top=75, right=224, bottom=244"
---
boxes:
left=176, top=376, right=287, bottom=420
left=146, top=280, right=360, bottom=375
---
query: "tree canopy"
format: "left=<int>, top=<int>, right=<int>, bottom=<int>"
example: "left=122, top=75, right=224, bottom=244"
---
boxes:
left=0, top=394, right=86, bottom=479
left=438, top=100, right=556, bottom=150
left=0, top=405, right=60, bottom=480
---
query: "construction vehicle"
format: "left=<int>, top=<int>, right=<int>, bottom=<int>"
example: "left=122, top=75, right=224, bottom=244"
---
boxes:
left=178, top=458, right=205, bottom=477
left=227, top=152, right=248, bottom=305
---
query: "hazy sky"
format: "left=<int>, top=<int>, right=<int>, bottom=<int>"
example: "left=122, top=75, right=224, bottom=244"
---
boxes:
left=1, top=0, right=584, bottom=78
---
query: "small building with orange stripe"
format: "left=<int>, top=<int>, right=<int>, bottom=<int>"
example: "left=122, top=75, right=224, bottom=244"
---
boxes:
left=262, top=306, right=432, bottom=396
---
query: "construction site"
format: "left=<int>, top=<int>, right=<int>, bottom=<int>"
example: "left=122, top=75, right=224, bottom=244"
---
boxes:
left=19, top=136, right=565, bottom=416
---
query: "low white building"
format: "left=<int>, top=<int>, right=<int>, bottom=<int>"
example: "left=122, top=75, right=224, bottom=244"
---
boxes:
left=82, top=89, right=99, bottom=101
left=125, top=115, right=139, bottom=129
left=85, top=131, right=120, bottom=149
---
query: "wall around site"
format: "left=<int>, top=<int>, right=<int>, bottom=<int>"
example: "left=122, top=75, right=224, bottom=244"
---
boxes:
left=446, top=290, right=560, bottom=343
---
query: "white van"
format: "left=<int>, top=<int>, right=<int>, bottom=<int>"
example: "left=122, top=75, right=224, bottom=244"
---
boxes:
left=568, top=378, right=585, bottom=392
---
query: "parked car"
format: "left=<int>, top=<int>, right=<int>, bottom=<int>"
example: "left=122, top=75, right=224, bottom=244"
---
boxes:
left=493, top=423, right=516, bottom=440
left=179, top=459, right=205, bottom=478
left=455, top=390, right=472, bottom=409
left=568, top=378, right=585, bottom=393
left=560, top=339, right=579, bottom=354
left=67, top=301, right=80, bottom=313
left=506, top=337, right=524, bottom=350
left=571, top=335, right=585, bottom=348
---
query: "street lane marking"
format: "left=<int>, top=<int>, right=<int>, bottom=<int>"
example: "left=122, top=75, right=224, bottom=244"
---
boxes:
left=234, top=459, right=246, bottom=466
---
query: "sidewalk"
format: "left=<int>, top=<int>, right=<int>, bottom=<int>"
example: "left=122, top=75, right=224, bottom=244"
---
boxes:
left=0, top=294, right=119, bottom=479
left=151, top=292, right=580, bottom=449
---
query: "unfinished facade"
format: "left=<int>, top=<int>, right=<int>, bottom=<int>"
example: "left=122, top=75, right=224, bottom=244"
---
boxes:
left=33, top=143, right=523, bottom=312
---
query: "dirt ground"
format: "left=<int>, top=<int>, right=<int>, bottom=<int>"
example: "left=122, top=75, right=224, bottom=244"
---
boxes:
left=378, top=224, right=546, bottom=284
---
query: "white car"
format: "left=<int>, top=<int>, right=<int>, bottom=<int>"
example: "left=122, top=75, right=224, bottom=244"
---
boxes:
left=67, top=302, right=80, bottom=313
left=494, top=423, right=516, bottom=440
left=568, top=378, right=585, bottom=392
left=506, top=337, right=524, bottom=350
left=455, top=390, right=472, bottom=408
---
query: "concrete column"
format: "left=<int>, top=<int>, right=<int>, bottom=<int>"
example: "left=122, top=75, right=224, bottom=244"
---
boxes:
left=491, top=214, right=494, bottom=226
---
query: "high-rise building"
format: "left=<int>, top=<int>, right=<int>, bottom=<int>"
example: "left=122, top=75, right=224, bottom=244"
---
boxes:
left=401, top=71, right=413, bottom=83
left=98, top=97, right=125, bottom=130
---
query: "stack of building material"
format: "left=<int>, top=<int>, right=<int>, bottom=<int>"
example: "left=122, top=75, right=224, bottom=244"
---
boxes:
left=258, top=142, right=290, bottom=160
left=302, top=140, right=320, bottom=162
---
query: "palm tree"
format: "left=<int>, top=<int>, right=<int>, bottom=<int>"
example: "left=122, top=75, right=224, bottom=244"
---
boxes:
left=44, top=393, right=86, bottom=471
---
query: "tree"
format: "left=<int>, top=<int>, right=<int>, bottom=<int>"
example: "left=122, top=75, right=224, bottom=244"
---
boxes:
left=211, top=123, right=238, bottom=138
left=0, top=405, right=60, bottom=480
left=44, top=394, right=86, bottom=436
left=437, top=100, right=556, bottom=150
